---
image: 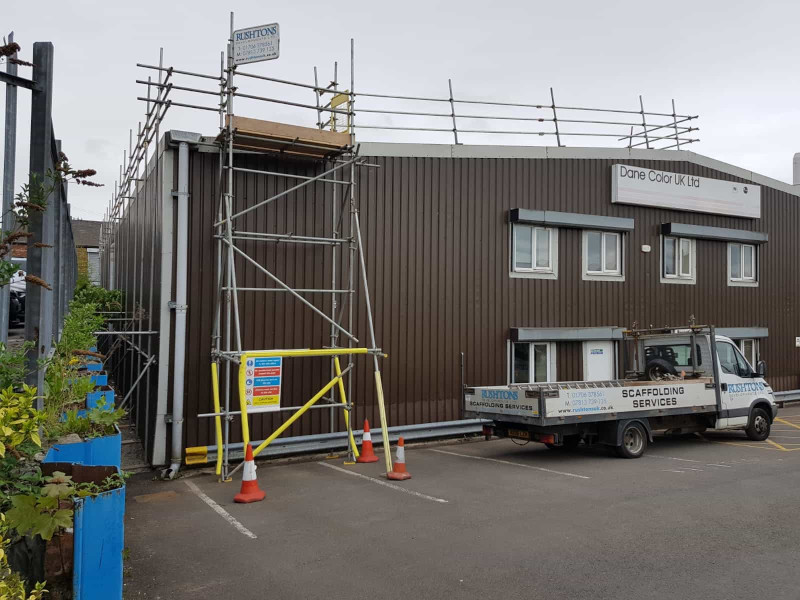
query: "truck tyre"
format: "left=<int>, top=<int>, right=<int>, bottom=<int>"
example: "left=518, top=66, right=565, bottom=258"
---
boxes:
left=615, top=422, right=648, bottom=458
left=745, top=407, right=771, bottom=441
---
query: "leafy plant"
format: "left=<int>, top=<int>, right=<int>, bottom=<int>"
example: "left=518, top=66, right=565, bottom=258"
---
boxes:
left=5, top=494, right=73, bottom=542
left=0, top=343, right=33, bottom=391
left=0, top=514, right=47, bottom=600
left=72, top=279, right=123, bottom=314
left=86, top=400, right=125, bottom=436
left=0, top=386, right=44, bottom=459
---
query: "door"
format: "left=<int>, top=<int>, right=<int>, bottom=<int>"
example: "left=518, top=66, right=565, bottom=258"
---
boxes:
left=583, top=341, right=615, bottom=381
left=716, top=340, right=753, bottom=429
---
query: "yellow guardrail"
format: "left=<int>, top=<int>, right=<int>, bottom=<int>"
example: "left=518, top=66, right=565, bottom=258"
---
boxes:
left=210, top=363, right=224, bottom=477
left=236, top=348, right=378, bottom=457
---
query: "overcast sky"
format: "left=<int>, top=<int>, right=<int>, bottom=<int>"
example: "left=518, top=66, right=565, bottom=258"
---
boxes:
left=2, top=0, right=800, bottom=221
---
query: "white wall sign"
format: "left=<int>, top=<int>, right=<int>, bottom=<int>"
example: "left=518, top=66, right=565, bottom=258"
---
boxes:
left=611, top=164, right=761, bottom=219
left=795, top=337, right=800, bottom=348
left=233, top=23, right=280, bottom=65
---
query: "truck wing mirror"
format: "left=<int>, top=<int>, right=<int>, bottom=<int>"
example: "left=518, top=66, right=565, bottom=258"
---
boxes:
left=756, top=360, right=767, bottom=378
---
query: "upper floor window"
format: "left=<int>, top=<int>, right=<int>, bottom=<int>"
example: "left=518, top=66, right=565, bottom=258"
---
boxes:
left=661, top=236, right=695, bottom=284
left=729, top=243, right=757, bottom=285
left=512, top=224, right=557, bottom=279
left=583, top=231, right=623, bottom=280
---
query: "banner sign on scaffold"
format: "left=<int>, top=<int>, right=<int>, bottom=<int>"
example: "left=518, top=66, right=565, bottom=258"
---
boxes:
left=242, top=356, right=282, bottom=412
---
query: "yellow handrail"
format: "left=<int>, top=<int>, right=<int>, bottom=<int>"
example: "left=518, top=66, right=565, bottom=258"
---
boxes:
left=210, top=363, right=224, bottom=477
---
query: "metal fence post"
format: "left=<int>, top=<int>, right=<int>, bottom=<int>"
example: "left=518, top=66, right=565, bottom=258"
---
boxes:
left=24, top=42, right=55, bottom=400
left=1, top=31, right=18, bottom=346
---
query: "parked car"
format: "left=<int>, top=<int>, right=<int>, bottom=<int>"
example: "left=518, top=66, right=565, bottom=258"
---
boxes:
left=9, top=289, right=25, bottom=326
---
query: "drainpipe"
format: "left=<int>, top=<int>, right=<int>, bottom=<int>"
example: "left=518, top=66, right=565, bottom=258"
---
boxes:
left=167, top=141, right=190, bottom=478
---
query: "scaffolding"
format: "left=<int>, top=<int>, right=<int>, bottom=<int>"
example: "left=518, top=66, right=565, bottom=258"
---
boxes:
left=100, top=13, right=701, bottom=473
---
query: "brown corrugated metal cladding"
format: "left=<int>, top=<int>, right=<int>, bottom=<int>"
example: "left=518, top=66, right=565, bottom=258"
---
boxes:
left=177, top=149, right=800, bottom=450
left=109, top=150, right=164, bottom=463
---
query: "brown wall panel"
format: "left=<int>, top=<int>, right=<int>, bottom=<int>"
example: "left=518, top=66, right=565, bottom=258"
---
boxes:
left=176, top=150, right=800, bottom=450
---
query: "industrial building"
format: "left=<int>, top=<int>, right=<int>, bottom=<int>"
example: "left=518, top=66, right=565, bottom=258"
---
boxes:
left=100, top=45, right=800, bottom=471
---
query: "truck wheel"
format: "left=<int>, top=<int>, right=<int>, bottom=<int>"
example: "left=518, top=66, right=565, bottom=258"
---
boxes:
left=745, top=408, right=771, bottom=441
left=615, top=423, right=647, bottom=458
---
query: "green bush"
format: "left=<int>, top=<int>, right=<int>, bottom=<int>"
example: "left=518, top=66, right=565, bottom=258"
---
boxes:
left=72, top=278, right=122, bottom=314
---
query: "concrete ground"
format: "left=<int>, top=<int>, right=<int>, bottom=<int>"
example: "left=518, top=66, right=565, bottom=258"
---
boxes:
left=123, top=406, right=800, bottom=600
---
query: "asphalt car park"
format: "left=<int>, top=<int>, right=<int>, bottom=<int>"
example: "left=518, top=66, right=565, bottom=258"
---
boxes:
left=125, top=405, right=800, bottom=599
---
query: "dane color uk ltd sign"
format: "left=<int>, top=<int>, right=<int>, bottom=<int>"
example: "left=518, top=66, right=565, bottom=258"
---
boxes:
left=611, top=164, right=761, bottom=219
left=232, top=23, right=280, bottom=65
left=243, top=356, right=282, bottom=412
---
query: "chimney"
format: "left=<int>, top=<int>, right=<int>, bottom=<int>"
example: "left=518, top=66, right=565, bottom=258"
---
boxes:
left=795, top=153, right=800, bottom=185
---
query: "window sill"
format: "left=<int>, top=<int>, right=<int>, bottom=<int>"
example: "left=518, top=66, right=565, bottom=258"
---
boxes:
left=660, top=275, right=696, bottom=285
left=510, top=270, right=558, bottom=280
left=582, top=272, right=625, bottom=282
left=728, top=279, right=759, bottom=288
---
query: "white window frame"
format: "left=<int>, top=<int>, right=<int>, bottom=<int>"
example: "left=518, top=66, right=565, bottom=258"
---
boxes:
left=728, top=242, right=758, bottom=287
left=510, top=224, right=558, bottom=280
left=582, top=230, right=624, bottom=281
left=508, top=341, right=556, bottom=384
left=660, top=235, right=696, bottom=285
left=736, top=338, right=758, bottom=369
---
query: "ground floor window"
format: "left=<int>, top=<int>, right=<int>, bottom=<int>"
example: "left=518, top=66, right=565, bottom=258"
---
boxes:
left=511, top=342, right=555, bottom=383
left=736, top=338, right=758, bottom=368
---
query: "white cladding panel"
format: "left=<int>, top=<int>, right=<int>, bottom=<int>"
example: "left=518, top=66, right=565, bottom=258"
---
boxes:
left=611, top=164, right=761, bottom=219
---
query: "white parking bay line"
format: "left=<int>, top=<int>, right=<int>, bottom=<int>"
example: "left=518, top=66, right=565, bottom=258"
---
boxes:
left=318, top=462, right=449, bottom=503
left=184, top=480, right=257, bottom=539
left=429, top=449, right=590, bottom=479
left=647, top=454, right=703, bottom=463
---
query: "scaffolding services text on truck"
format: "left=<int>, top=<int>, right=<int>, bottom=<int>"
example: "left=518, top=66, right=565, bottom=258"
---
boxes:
left=464, top=325, right=779, bottom=458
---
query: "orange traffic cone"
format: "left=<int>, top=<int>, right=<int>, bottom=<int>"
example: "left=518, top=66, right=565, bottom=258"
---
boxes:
left=234, top=444, right=266, bottom=503
left=356, top=419, right=379, bottom=463
left=386, top=437, right=411, bottom=480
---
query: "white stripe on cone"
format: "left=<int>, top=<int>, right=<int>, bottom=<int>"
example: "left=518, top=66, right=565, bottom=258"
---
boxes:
left=243, top=460, right=257, bottom=481
left=396, top=445, right=405, bottom=463
left=363, top=431, right=372, bottom=442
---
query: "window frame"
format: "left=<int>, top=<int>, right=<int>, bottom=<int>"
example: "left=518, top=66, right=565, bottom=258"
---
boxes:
left=660, top=235, right=696, bottom=285
left=510, top=224, right=558, bottom=280
left=728, top=242, right=758, bottom=286
left=583, top=230, right=624, bottom=281
left=736, top=338, right=757, bottom=369
left=509, top=341, right=556, bottom=384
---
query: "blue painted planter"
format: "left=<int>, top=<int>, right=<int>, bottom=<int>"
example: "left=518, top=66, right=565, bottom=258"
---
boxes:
left=86, top=386, right=115, bottom=409
left=43, top=425, right=121, bottom=469
left=42, top=463, right=124, bottom=600
left=90, top=372, right=108, bottom=386
left=85, top=362, right=103, bottom=372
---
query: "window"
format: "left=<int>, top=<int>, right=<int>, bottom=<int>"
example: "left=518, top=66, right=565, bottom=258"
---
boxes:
left=644, top=343, right=702, bottom=368
left=583, top=231, right=623, bottom=280
left=511, top=342, right=554, bottom=383
left=717, top=342, right=739, bottom=375
left=718, top=342, right=753, bottom=377
left=661, top=236, right=695, bottom=284
left=511, top=224, right=557, bottom=278
left=737, top=339, right=757, bottom=368
left=729, top=243, right=757, bottom=285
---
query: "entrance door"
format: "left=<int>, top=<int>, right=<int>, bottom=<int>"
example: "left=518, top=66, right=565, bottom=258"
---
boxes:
left=583, top=341, right=615, bottom=381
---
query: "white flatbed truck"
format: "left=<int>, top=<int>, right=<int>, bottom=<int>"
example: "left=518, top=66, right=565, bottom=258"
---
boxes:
left=463, top=325, right=779, bottom=458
